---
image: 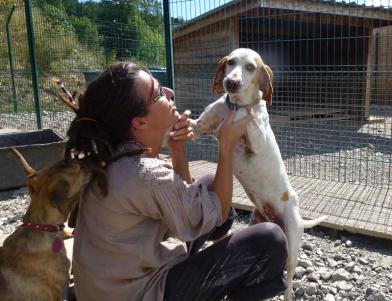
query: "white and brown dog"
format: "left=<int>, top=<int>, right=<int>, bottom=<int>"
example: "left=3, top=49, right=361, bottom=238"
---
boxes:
left=192, top=48, right=327, bottom=300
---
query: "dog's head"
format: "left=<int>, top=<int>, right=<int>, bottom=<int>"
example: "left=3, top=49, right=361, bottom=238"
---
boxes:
left=212, top=48, right=273, bottom=105
left=11, top=148, right=89, bottom=225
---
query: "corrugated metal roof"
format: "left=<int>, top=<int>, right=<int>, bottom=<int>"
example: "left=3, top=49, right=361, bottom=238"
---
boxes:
left=173, top=0, right=392, bottom=32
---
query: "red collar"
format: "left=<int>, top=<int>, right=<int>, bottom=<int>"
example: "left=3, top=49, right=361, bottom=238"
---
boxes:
left=22, top=222, right=65, bottom=233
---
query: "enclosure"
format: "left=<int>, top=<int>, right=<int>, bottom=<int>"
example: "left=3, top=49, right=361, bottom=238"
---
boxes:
left=0, top=0, right=391, bottom=239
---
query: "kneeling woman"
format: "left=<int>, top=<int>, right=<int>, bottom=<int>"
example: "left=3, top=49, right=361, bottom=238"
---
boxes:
left=66, top=62, right=288, bottom=301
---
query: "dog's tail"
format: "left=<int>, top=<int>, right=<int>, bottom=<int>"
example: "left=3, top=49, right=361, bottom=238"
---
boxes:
left=303, top=215, right=328, bottom=229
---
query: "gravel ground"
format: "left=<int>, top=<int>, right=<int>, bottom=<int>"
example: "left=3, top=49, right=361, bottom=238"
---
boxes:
left=1, top=187, right=391, bottom=301
left=0, top=110, right=74, bottom=136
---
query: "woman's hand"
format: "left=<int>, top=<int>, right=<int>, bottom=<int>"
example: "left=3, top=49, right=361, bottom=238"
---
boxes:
left=167, top=110, right=193, bottom=153
left=168, top=110, right=193, bottom=184
left=218, top=107, right=254, bottom=151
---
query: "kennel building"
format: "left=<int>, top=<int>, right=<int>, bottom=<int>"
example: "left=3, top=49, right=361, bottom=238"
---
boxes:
left=170, top=0, right=392, bottom=239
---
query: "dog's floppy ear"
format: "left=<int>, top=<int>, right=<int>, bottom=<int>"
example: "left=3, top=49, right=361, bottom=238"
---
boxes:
left=50, top=179, right=70, bottom=213
left=259, top=64, right=273, bottom=105
left=212, top=55, right=228, bottom=96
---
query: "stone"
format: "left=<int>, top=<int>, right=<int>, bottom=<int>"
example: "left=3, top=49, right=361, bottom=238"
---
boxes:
left=303, top=242, right=314, bottom=251
left=359, top=258, right=369, bottom=265
left=324, top=294, right=336, bottom=301
left=353, top=265, right=362, bottom=274
left=334, top=254, right=343, bottom=261
left=306, top=267, right=315, bottom=274
left=365, top=288, right=386, bottom=301
left=298, top=259, right=313, bottom=269
left=308, top=272, right=321, bottom=283
left=332, top=269, right=351, bottom=281
left=335, top=281, right=353, bottom=291
left=295, top=287, right=305, bottom=297
left=320, top=271, right=332, bottom=281
left=344, top=262, right=356, bottom=272
left=328, top=259, right=339, bottom=268
left=300, top=253, right=309, bottom=259
left=295, top=266, right=307, bottom=278
left=306, top=283, right=318, bottom=296
left=293, top=281, right=302, bottom=290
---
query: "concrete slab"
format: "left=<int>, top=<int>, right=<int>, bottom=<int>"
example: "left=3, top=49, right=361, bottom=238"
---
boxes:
left=189, top=160, right=392, bottom=240
left=0, top=128, right=19, bottom=134
left=0, top=233, right=7, bottom=247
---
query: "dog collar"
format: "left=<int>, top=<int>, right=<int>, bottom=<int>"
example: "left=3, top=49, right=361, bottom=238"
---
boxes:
left=22, top=222, right=65, bottom=233
left=225, top=95, right=246, bottom=111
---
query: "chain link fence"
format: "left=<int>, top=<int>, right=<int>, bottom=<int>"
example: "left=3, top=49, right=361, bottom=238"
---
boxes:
left=0, top=0, right=166, bottom=135
left=171, top=0, right=392, bottom=189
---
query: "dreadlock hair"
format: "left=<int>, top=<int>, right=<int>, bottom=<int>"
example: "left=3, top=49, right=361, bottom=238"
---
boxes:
left=65, top=62, right=150, bottom=195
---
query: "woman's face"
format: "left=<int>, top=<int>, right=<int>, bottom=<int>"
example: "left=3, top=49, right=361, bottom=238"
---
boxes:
left=135, top=70, right=179, bottom=134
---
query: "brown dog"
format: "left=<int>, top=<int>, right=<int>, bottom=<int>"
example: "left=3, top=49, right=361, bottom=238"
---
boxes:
left=0, top=148, right=88, bottom=301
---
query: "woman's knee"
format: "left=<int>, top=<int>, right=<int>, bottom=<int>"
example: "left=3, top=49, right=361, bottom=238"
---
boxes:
left=258, top=223, right=287, bottom=256
left=240, top=222, right=288, bottom=258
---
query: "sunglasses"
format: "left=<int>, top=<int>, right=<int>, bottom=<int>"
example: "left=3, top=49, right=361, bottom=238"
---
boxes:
left=150, top=86, right=166, bottom=104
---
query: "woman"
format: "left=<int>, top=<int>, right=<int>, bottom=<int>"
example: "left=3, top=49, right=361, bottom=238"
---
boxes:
left=66, top=62, right=288, bottom=301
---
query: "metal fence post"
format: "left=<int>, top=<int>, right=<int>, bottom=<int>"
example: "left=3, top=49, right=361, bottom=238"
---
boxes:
left=24, top=0, right=42, bottom=129
left=162, top=0, right=174, bottom=90
left=6, top=5, right=17, bottom=112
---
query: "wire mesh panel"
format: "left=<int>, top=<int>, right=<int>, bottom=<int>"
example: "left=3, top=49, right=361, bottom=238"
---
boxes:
left=0, top=3, right=38, bottom=131
left=171, top=0, right=392, bottom=189
left=0, top=1, right=166, bottom=136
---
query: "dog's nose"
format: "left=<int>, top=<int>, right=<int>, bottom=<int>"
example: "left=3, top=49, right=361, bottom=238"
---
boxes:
left=226, top=78, right=240, bottom=91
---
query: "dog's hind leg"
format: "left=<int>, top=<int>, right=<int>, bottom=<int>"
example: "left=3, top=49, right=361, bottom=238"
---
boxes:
left=284, top=210, right=304, bottom=301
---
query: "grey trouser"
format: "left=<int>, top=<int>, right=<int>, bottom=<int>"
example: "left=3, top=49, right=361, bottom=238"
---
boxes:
left=164, top=212, right=288, bottom=301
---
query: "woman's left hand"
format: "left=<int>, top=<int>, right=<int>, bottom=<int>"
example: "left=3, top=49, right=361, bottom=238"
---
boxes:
left=168, top=110, right=193, bottom=152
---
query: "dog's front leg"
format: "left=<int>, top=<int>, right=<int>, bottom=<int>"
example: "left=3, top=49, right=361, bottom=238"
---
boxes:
left=234, top=107, right=266, bottom=154
left=192, top=100, right=229, bottom=139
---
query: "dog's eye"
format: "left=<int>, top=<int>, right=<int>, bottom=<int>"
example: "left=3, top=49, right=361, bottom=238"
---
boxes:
left=246, top=64, right=256, bottom=72
left=227, top=59, right=235, bottom=66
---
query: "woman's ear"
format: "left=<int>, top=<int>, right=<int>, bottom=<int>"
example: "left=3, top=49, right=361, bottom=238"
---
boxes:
left=131, top=117, right=147, bottom=130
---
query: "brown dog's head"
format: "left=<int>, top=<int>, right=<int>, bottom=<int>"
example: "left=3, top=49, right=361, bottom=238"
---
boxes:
left=212, top=48, right=273, bottom=105
left=11, top=148, right=89, bottom=225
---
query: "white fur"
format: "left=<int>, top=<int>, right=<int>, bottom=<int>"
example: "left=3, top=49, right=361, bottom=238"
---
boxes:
left=192, top=48, right=327, bottom=301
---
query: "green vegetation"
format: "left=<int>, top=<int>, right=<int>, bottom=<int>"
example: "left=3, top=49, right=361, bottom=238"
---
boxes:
left=0, top=0, right=184, bottom=114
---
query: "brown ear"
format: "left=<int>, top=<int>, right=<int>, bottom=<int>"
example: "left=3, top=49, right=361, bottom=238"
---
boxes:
left=50, top=179, right=69, bottom=213
left=27, top=176, right=40, bottom=195
left=10, top=147, right=37, bottom=177
left=212, top=56, right=228, bottom=96
left=259, top=64, right=273, bottom=105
